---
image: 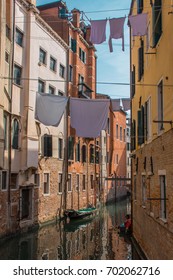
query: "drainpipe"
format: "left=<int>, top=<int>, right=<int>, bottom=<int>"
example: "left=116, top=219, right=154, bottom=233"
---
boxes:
left=129, top=24, right=133, bottom=233
left=7, top=0, right=15, bottom=230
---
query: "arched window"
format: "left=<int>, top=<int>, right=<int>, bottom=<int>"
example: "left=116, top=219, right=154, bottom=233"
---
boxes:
left=12, top=119, right=19, bottom=149
left=89, top=144, right=95, bottom=164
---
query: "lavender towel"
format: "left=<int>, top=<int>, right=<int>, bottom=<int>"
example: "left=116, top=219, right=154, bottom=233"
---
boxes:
left=109, top=17, right=126, bottom=52
left=35, top=92, right=68, bottom=126
left=90, top=19, right=107, bottom=44
left=70, top=98, right=110, bottom=138
left=128, top=13, right=148, bottom=36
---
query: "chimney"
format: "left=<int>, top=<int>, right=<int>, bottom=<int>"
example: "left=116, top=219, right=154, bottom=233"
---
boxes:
left=27, top=0, right=36, bottom=6
left=72, top=9, right=80, bottom=28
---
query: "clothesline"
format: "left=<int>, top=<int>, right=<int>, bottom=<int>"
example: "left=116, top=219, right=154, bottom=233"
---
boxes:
left=89, top=13, right=148, bottom=52
left=35, top=93, right=130, bottom=138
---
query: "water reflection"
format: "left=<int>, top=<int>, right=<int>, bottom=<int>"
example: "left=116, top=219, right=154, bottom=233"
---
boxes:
left=0, top=198, right=133, bottom=260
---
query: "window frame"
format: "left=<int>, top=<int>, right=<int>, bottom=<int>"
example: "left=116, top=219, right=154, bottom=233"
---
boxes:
left=14, top=64, right=22, bottom=86
left=39, top=48, right=47, bottom=65
left=43, top=173, right=50, bottom=195
left=0, top=170, right=8, bottom=191
left=50, top=56, right=57, bottom=72
left=38, top=79, right=45, bottom=93
left=59, top=64, right=65, bottom=78
left=49, top=85, right=55, bottom=95
left=15, top=28, right=24, bottom=47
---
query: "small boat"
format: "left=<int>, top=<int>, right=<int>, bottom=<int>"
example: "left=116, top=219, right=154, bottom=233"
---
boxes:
left=64, top=207, right=97, bottom=220
left=64, top=216, right=95, bottom=232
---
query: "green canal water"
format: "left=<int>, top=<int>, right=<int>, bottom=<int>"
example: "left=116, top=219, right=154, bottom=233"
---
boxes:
left=0, top=198, right=140, bottom=260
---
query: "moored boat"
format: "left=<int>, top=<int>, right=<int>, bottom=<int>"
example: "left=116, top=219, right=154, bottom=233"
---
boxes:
left=64, top=207, right=97, bottom=220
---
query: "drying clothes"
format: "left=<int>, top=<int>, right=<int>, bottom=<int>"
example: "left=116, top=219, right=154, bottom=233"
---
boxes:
left=128, top=13, right=148, bottom=36
left=111, top=99, right=121, bottom=111
left=70, top=98, right=110, bottom=138
left=122, top=98, right=131, bottom=111
left=90, top=19, right=107, bottom=44
left=35, top=92, right=68, bottom=126
left=109, top=17, right=126, bottom=52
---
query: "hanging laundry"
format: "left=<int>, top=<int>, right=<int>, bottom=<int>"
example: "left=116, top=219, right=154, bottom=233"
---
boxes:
left=70, top=98, right=110, bottom=138
left=109, top=17, right=126, bottom=52
left=90, top=19, right=107, bottom=44
left=128, top=13, right=148, bottom=36
left=35, top=92, right=68, bottom=126
left=122, top=98, right=131, bottom=111
left=111, top=99, right=121, bottom=111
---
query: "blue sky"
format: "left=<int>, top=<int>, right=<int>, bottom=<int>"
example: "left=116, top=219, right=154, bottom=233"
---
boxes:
left=36, top=0, right=131, bottom=98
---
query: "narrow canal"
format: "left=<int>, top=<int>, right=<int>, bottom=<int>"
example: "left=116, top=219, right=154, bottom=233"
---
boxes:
left=0, top=198, right=140, bottom=260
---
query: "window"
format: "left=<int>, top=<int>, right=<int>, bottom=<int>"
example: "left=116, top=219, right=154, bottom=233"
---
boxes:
left=10, top=173, right=18, bottom=189
left=82, top=145, right=86, bottom=163
left=90, top=174, right=94, bottom=189
left=49, top=85, right=55, bottom=95
left=67, top=174, right=72, bottom=192
left=12, top=119, right=19, bottom=149
left=58, top=90, right=64, bottom=96
left=38, top=79, right=45, bottom=93
left=76, top=174, right=80, bottom=191
left=43, top=173, right=50, bottom=194
left=116, top=124, right=119, bottom=139
left=160, top=175, right=166, bottom=220
left=78, top=74, right=84, bottom=92
left=68, top=136, right=74, bottom=160
left=16, top=28, right=23, bottom=47
left=90, top=145, right=95, bottom=164
left=138, top=39, right=144, bottom=81
left=58, top=173, right=62, bottom=193
left=43, top=134, right=52, bottom=157
left=34, top=174, right=40, bottom=187
left=70, top=38, right=77, bottom=53
left=0, top=171, right=8, bottom=190
left=39, top=48, right=46, bottom=65
left=5, top=52, right=10, bottom=63
left=127, top=143, right=130, bottom=151
left=152, top=0, right=162, bottom=47
left=158, top=80, right=163, bottom=132
left=3, top=113, right=8, bottom=150
left=58, top=138, right=63, bottom=159
left=69, top=65, right=73, bottom=82
left=21, top=188, right=32, bottom=219
left=141, top=175, right=146, bottom=206
left=116, top=154, right=119, bottom=164
left=82, top=174, right=86, bottom=191
left=6, top=24, right=11, bottom=39
left=14, top=64, right=22, bottom=85
left=95, top=149, right=99, bottom=164
left=76, top=140, right=80, bottom=162
left=79, top=47, right=86, bottom=63
left=50, top=56, right=56, bottom=72
left=59, top=64, right=65, bottom=78
left=124, top=129, right=126, bottom=141
left=137, top=0, right=143, bottom=14
left=120, top=127, right=123, bottom=141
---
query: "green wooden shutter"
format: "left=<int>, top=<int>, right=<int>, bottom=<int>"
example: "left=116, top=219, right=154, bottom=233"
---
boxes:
left=71, top=39, right=77, bottom=53
left=68, top=136, right=74, bottom=160
left=44, top=135, right=52, bottom=157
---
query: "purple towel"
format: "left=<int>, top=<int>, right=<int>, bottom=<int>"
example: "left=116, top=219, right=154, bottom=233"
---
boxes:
left=70, top=98, right=110, bottom=138
left=90, top=19, right=107, bottom=44
left=109, top=17, right=126, bottom=52
left=128, top=13, right=148, bottom=36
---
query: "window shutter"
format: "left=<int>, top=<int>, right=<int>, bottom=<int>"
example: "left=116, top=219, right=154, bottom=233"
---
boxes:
left=144, top=102, right=148, bottom=141
left=68, top=136, right=74, bottom=160
left=137, top=0, right=143, bottom=14
left=131, top=65, right=135, bottom=98
left=71, top=39, right=76, bottom=53
left=44, top=135, right=52, bottom=157
left=152, top=1, right=162, bottom=47
left=138, top=108, right=144, bottom=145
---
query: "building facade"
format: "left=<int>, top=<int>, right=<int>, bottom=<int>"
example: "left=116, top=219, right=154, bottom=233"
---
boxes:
left=130, top=0, right=173, bottom=259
